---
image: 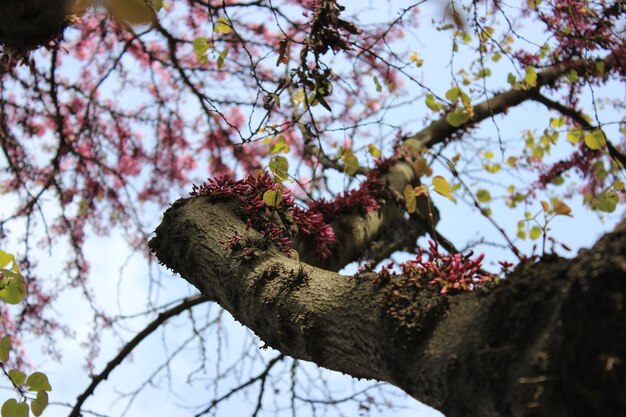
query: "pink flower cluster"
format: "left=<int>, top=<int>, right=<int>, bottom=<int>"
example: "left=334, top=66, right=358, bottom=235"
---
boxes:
left=191, top=173, right=335, bottom=257
left=374, top=241, right=497, bottom=295
left=307, top=166, right=387, bottom=221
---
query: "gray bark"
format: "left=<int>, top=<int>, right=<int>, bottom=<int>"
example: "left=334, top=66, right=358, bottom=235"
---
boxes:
left=149, top=196, right=626, bottom=417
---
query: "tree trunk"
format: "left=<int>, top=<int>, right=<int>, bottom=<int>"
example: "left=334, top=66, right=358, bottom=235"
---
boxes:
left=149, top=196, right=625, bottom=417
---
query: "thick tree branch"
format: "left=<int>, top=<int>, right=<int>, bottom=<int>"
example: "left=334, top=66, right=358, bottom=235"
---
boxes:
left=294, top=56, right=619, bottom=272
left=530, top=92, right=626, bottom=168
left=404, top=56, right=615, bottom=150
left=0, top=0, right=74, bottom=51
left=294, top=160, right=432, bottom=271
left=150, top=196, right=625, bottom=417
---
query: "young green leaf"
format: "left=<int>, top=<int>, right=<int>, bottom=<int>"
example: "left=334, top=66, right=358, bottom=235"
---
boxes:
left=8, top=370, right=26, bottom=386
left=403, top=184, right=417, bottom=213
left=1, top=399, right=28, bottom=417
left=409, top=51, right=424, bottom=66
left=507, top=73, right=517, bottom=86
left=476, top=189, right=491, bottom=203
left=215, top=17, right=232, bottom=34
left=425, top=94, right=444, bottom=112
left=262, top=189, right=281, bottom=207
left=597, top=191, right=618, bottom=213
left=550, top=117, right=565, bottom=128
left=553, top=200, right=572, bottom=216
left=506, top=156, right=517, bottom=168
left=217, top=48, right=229, bottom=70
left=432, top=176, right=455, bottom=201
left=446, top=108, right=471, bottom=127
left=584, top=129, right=606, bottom=150
left=0, top=272, right=26, bottom=305
left=0, top=250, right=16, bottom=271
left=342, top=149, right=359, bottom=176
left=25, top=372, right=52, bottom=392
left=524, top=66, right=537, bottom=87
left=269, top=156, right=289, bottom=181
left=107, top=0, right=156, bottom=25
left=529, top=225, right=542, bottom=240
left=445, top=87, right=460, bottom=102
left=414, top=157, right=432, bottom=176
left=192, top=37, right=210, bottom=64
left=269, top=136, right=290, bottom=154
left=373, top=76, right=382, bottom=93
left=0, top=337, right=10, bottom=363
left=566, top=129, right=582, bottom=144
left=368, top=144, right=381, bottom=158
left=31, top=391, right=48, bottom=417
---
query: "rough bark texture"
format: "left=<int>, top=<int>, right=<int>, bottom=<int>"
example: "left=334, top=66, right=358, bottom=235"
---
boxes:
left=0, top=0, right=73, bottom=50
left=150, top=196, right=625, bottom=417
left=294, top=161, right=435, bottom=271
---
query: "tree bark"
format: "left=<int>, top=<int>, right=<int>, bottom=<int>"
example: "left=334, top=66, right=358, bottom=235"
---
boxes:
left=0, top=0, right=73, bottom=50
left=149, top=196, right=625, bottom=417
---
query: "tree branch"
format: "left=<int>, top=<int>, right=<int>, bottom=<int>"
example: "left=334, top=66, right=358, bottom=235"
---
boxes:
left=150, top=196, right=626, bottom=417
left=530, top=92, right=626, bottom=168
left=404, top=56, right=615, bottom=150
left=68, top=294, right=210, bottom=417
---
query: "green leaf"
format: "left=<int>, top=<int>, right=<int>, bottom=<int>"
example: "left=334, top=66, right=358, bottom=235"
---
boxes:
left=215, top=17, right=231, bottom=34
left=476, top=189, right=491, bottom=202
left=425, top=94, right=444, bottom=112
left=414, top=156, right=431, bottom=176
left=566, top=69, right=579, bottom=83
left=475, top=67, right=491, bottom=78
left=550, top=117, right=565, bottom=128
left=8, top=370, right=26, bottom=386
left=107, top=0, right=156, bottom=25
left=507, top=73, right=517, bottom=86
left=506, top=156, right=517, bottom=167
left=584, top=129, right=606, bottom=150
left=566, top=129, right=582, bottom=144
left=598, top=191, right=618, bottom=213
left=269, top=136, right=290, bottom=154
left=446, top=108, right=471, bottom=127
left=342, top=149, right=359, bottom=176
left=529, top=225, right=542, bottom=240
left=31, top=391, right=48, bottom=417
left=524, top=66, right=537, bottom=87
left=403, top=185, right=416, bottom=214
left=0, top=250, right=16, bottom=271
left=0, top=337, right=10, bottom=362
left=445, top=87, right=460, bottom=102
left=432, top=176, right=455, bottom=201
left=1, top=399, right=28, bottom=417
left=262, top=190, right=281, bottom=207
left=217, top=48, right=229, bottom=70
left=269, top=156, right=289, bottom=181
left=373, top=76, right=382, bottom=93
left=595, top=61, right=605, bottom=75
left=483, top=162, right=501, bottom=174
left=0, top=272, right=26, bottom=305
left=553, top=200, right=572, bottom=216
left=367, top=144, right=381, bottom=158
left=192, top=37, right=210, bottom=56
left=26, top=372, right=52, bottom=392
